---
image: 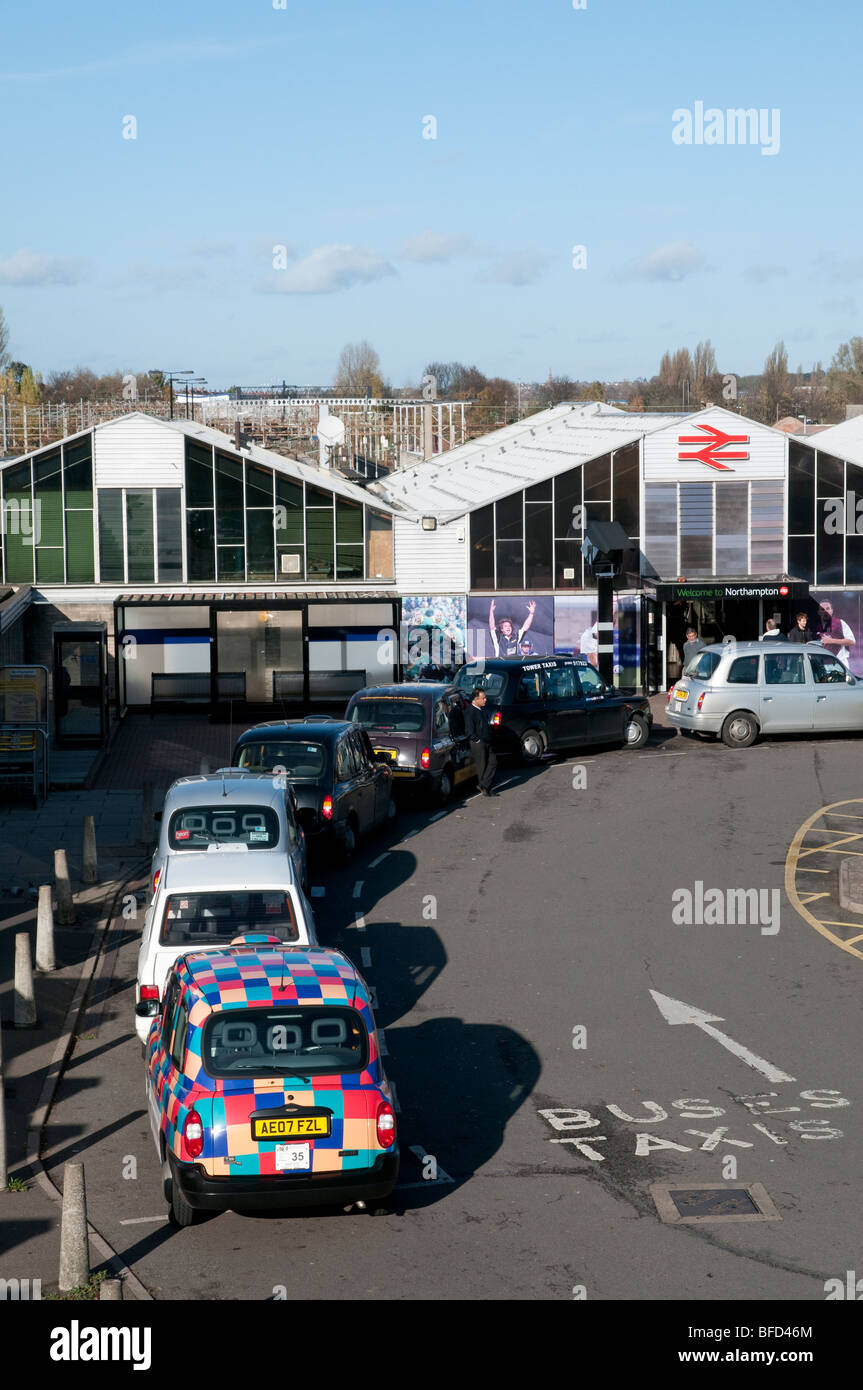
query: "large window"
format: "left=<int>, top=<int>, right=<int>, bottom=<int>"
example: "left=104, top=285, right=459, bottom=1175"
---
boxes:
left=1, top=434, right=95, bottom=584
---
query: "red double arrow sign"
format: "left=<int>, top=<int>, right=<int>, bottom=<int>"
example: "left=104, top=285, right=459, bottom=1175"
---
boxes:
left=677, top=423, right=750, bottom=471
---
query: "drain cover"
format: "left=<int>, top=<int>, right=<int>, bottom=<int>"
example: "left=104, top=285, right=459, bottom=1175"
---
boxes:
left=651, top=1182, right=781, bottom=1224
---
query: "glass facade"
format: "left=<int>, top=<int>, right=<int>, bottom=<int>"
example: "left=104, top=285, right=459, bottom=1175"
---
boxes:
left=0, top=432, right=392, bottom=586
left=787, top=442, right=863, bottom=586
left=644, top=478, right=784, bottom=579
left=469, top=445, right=639, bottom=592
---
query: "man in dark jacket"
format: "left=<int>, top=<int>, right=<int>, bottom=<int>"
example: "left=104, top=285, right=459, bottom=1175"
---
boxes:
left=464, top=686, right=497, bottom=796
left=787, top=612, right=815, bottom=643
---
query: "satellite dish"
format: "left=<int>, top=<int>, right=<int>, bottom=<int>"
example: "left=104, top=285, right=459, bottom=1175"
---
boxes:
left=316, top=415, right=346, bottom=446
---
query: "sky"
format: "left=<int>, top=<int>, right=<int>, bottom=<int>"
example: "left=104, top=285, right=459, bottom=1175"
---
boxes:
left=1, top=0, right=861, bottom=389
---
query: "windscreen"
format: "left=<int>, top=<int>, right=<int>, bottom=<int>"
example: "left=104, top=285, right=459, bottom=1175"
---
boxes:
left=159, top=891, right=299, bottom=947
left=168, top=805, right=280, bottom=850
left=202, top=1006, right=368, bottom=1077
left=684, top=650, right=722, bottom=680
left=237, top=741, right=326, bottom=778
left=350, top=699, right=425, bottom=732
left=452, top=668, right=507, bottom=702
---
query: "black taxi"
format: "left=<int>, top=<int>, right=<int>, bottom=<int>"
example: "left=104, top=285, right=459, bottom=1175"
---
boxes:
left=452, top=657, right=652, bottom=762
left=344, top=683, right=475, bottom=804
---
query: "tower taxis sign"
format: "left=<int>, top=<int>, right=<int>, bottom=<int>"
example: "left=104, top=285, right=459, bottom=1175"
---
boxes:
left=677, top=422, right=750, bottom=471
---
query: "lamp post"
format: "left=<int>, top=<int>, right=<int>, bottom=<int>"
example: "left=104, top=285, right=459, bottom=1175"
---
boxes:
left=185, top=377, right=207, bottom=420
left=162, top=371, right=194, bottom=420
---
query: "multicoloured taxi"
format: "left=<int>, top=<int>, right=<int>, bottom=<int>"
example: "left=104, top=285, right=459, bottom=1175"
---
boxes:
left=142, top=938, right=398, bottom=1225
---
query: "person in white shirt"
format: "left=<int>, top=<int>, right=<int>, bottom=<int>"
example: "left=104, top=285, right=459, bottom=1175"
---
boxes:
left=817, top=601, right=855, bottom=669
left=761, top=616, right=782, bottom=638
left=579, top=620, right=599, bottom=669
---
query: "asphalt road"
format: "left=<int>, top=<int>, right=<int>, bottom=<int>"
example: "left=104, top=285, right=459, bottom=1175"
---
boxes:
left=40, top=730, right=863, bottom=1300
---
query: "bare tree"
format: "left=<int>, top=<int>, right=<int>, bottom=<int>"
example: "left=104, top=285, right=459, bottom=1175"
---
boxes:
left=761, top=340, right=793, bottom=422
left=828, top=336, right=863, bottom=408
left=334, top=340, right=384, bottom=396
left=0, top=305, right=9, bottom=372
left=693, top=339, right=717, bottom=399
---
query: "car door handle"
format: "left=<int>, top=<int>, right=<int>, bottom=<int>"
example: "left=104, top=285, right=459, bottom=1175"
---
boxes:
left=816, top=695, right=827, bottom=701
left=762, top=696, right=773, bottom=702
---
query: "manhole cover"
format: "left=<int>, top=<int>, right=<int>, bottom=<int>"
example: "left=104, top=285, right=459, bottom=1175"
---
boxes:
left=650, top=1182, right=782, bottom=1224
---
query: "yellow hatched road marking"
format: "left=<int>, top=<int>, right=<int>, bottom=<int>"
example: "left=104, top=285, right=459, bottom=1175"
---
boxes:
left=797, top=892, right=830, bottom=906
left=786, top=799, right=863, bottom=962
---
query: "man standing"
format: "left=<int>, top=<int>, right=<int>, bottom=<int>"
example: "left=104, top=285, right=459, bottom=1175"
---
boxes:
left=787, top=611, right=815, bottom=643
left=817, top=600, right=856, bottom=670
left=760, top=616, right=782, bottom=638
left=464, top=686, right=497, bottom=797
left=682, top=626, right=705, bottom=667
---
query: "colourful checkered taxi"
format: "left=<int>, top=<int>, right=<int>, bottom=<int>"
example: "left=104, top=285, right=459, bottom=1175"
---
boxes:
left=142, top=937, right=398, bottom=1225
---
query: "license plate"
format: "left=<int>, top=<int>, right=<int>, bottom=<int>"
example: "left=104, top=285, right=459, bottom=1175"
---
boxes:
left=275, top=1143, right=311, bottom=1171
left=374, top=748, right=396, bottom=762
left=674, top=688, right=688, bottom=701
left=252, top=1115, right=330, bottom=1140
left=391, top=768, right=414, bottom=777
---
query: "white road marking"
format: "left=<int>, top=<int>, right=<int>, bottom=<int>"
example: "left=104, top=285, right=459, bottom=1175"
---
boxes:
left=119, top=1216, right=167, bottom=1225
left=348, top=914, right=366, bottom=931
left=310, top=886, right=325, bottom=898
left=402, top=829, right=420, bottom=839
left=649, top=989, right=796, bottom=1084
left=429, top=810, right=447, bottom=821
left=403, top=1143, right=455, bottom=1188
left=352, top=881, right=363, bottom=899
left=368, top=853, right=389, bottom=868
left=360, top=946, right=372, bottom=967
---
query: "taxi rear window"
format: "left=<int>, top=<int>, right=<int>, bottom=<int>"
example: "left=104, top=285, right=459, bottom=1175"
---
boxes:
left=452, top=669, right=506, bottom=702
left=685, top=650, right=721, bottom=680
left=350, top=698, right=425, bottom=732
left=159, top=891, right=299, bottom=947
left=168, top=805, right=279, bottom=850
left=237, top=741, right=326, bottom=779
left=202, top=1006, right=369, bottom=1077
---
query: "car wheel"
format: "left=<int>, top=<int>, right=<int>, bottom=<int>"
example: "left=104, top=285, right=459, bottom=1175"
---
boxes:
left=624, top=713, right=649, bottom=749
left=168, top=1157, right=199, bottom=1228
left=341, top=818, right=358, bottom=860
left=520, top=729, right=544, bottom=765
left=438, top=767, right=454, bottom=804
left=721, top=711, right=758, bottom=748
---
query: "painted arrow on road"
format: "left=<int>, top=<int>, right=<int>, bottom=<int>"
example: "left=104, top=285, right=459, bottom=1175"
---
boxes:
left=649, top=989, right=796, bottom=1083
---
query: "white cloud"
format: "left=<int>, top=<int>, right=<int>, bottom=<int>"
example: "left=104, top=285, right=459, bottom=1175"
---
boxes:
left=0, top=250, right=84, bottom=285
left=743, top=263, right=788, bottom=284
left=620, top=241, right=706, bottom=282
left=398, top=230, right=473, bottom=263
left=262, top=244, right=395, bottom=295
left=476, top=250, right=551, bottom=286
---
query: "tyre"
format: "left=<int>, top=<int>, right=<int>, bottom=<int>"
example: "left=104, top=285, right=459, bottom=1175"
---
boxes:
left=437, top=766, right=454, bottom=804
left=624, top=713, right=649, bottom=749
left=519, top=729, right=544, bottom=765
left=168, top=1157, right=199, bottom=1228
left=341, top=818, right=358, bottom=860
left=721, top=711, right=758, bottom=748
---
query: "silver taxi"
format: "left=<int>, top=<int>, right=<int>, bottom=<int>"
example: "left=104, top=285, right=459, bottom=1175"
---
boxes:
left=666, top=640, right=863, bottom=748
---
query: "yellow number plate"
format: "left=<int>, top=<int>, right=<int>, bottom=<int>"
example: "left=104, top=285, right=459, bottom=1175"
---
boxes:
left=674, top=688, right=688, bottom=700
left=252, top=1115, right=330, bottom=1140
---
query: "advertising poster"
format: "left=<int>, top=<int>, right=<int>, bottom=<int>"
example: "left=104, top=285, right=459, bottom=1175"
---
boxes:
left=553, top=595, right=641, bottom=688
left=400, top=595, right=467, bottom=675
left=466, top=595, right=555, bottom=660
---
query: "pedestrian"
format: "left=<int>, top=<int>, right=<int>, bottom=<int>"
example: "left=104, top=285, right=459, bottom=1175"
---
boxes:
left=787, top=611, right=815, bottom=643
left=682, top=626, right=704, bottom=667
left=464, top=685, right=498, bottom=797
left=817, top=600, right=856, bottom=669
left=760, top=616, right=782, bottom=639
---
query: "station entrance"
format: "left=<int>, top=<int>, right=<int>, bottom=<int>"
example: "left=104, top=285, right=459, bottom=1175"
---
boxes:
left=652, top=580, right=810, bottom=687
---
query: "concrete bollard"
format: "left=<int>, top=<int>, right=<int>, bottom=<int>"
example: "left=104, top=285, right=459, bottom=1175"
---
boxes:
left=82, top=816, right=98, bottom=885
left=59, top=1162, right=90, bottom=1292
left=35, top=885, right=56, bottom=972
left=99, top=1278, right=123, bottom=1300
left=14, top=932, right=37, bottom=1027
left=0, top=1026, right=8, bottom=1189
left=54, top=849, right=75, bottom=925
left=140, top=781, right=153, bottom=847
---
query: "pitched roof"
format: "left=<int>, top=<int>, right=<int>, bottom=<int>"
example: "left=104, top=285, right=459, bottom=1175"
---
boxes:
left=791, top=412, right=863, bottom=465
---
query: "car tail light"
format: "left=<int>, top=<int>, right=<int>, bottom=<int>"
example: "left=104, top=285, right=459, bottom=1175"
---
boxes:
left=420, top=747, right=431, bottom=769
left=491, top=711, right=501, bottom=726
left=140, top=985, right=159, bottom=1002
left=321, top=794, right=334, bottom=821
left=666, top=687, right=674, bottom=705
left=376, top=1100, right=396, bottom=1149
left=152, top=868, right=161, bottom=892
left=697, top=692, right=707, bottom=712
left=183, top=1109, right=204, bottom=1159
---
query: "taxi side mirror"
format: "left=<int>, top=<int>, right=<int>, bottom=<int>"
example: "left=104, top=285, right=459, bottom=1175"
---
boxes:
left=136, top=999, right=160, bottom=1019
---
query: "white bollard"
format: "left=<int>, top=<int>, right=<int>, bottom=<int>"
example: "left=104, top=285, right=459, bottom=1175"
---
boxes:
left=82, top=816, right=98, bottom=885
left=13, top=933, right=37, bottom=1027
left=35, top=885, right=55, bottom=972
left=54, top=849, right=75, bottom=925
left=58, top=1162, right=90, bottom=1292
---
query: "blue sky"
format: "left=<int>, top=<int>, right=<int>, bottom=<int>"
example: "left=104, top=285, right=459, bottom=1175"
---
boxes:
left=1, top=0, right=860, bottom=388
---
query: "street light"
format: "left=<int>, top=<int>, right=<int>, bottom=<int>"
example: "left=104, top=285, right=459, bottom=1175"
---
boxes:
left=184, top=377, right=207, bottom=420
left=161, top=371, right=194, bottom=420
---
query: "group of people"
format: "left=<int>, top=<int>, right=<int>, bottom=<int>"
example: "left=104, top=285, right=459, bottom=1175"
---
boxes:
left=683, top=601, right=856, bottom=670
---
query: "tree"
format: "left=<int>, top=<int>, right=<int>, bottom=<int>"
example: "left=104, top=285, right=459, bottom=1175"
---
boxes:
left=761, top=340, right=793, bottom=422
left=0, top=305, right=9, bottom=372
left=827, top=336, right=863, bottom=408
left=18, top=366, right=42, bottom=404
left=334, top=340, right=384, bottom=396
left=579, top=381, right=606, bottom=402
left=693, top=339, right=718, bottom=400
left=544, top=375, right=580, bottom=405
